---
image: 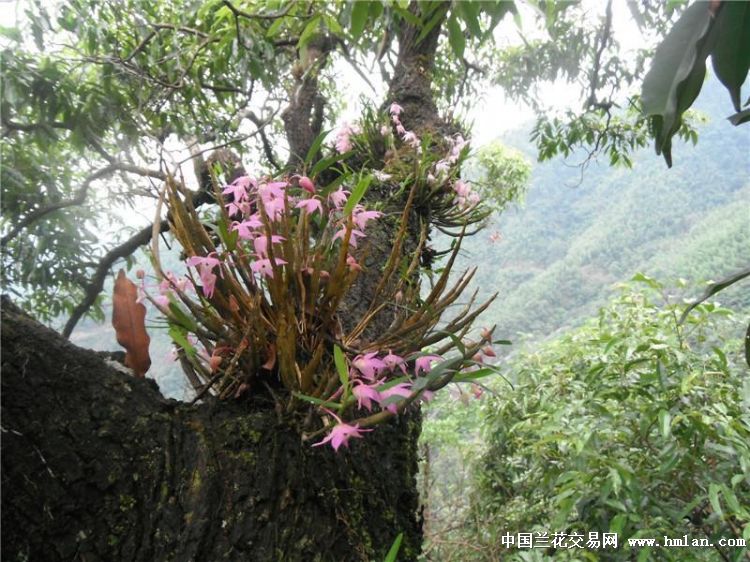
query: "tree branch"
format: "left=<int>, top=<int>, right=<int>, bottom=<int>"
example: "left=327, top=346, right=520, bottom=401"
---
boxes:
left=245, top=110, right=282, bottom=171
left=221, top=0, right=294, bottom=21
left=61, top=187, right=214, bottom=339
left=1, top=163, right=165, bottom=247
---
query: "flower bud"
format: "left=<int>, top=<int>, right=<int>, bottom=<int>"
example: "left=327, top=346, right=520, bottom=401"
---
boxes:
left=299, top=176, right=315, bottom=194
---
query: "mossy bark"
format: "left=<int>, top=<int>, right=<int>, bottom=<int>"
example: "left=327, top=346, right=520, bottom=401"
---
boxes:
left=1, top=298, right=422, bottom=562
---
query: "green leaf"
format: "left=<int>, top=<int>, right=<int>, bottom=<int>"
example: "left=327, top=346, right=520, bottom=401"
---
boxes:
left=711, top=2, right=750, bottom=112
left=333, top=344, right=349, bottom=389
left=298, top=15, right=321, bottom=49
left=708, top=483, right=723, bottom=517
left=343, top=174, right=372, bottom=216
left=0, top=25, right=22, bottom=42
left=414, top=4, right=448, bottom=45
left=453, top=367, right=500, bottom=383
left=658, top=409, right=671, bottom=439
left=393, top=6, right=422, bottom=27
left=728, top=108, right=750, bottom=126
left=678, top=266, right=750, bottom=324
left=458, top=2, right=482, bottom=38
left=384, top=532, right=403, bottom=562
left=304, top=128, right=330, bottom=166
left=641, top=2, right=714, bottom=166
left=217, top=216, right=238, bottom=252
left=349, top=1, right=370, bottom=40
left=447, top=15, right=465, bottom=59
left=168, top=324, right=196, bottom=357
left=310, top=151, right=351, bottom=178
left=168, top=301, right=198, bottom=332
left=293, top=392, right=342, bottom=410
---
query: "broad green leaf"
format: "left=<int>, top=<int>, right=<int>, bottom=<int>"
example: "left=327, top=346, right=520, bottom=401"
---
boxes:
left=708, top=483, right=723, bottom=517
left=711, top=2, right=750, bottom=112
left=304, top=128, right=330, bottom=166
left=217, top=216, right=238, bottom=252
left=384, top=532, right=403, bottom=562
left=0, top=25, right=22, bottom=42
left=333, top=344, right=349, bottom=388
left=728, top=108, right=750, bottom=126
left=168, top=324, right=196, bottom=357
left=658, top=409, right=671, bottom=439
left=298, top=15, right=321, bottom=49
left=641, top=2, right=714, bottom=166
left=415, top=4, right=448, bottom=45
left=447, top=15, right=465, bottom=59
left=168, top=301, right=198, bottom=332
left=349, top=1, right=370, bottom=40
left=393, top=6, right=422, bottom=27
left=310, top=151, right=351, bottom=177
left=678, top=266, right=750, bottom=324
left=343, top=174, right=372, bottom=215
left=458, top=2, right=482, bottom=37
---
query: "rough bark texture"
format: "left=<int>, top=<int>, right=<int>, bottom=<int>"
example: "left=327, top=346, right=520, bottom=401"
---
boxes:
left=1, top=298, right=422, bottom=562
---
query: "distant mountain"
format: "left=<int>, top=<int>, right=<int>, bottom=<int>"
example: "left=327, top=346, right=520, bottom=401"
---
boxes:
left=460, top=75, right=749, bottom=342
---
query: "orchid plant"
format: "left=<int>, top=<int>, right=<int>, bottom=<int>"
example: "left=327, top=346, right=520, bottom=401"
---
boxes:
left=141, top=104, right=505, bottom=450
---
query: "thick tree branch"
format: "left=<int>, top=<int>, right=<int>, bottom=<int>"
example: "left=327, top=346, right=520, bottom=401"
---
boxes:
left=61, top=187, right=214, bottom=339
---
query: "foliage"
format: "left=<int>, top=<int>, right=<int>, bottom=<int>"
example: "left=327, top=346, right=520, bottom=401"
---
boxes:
left=491, top=0, right=701, bottom=167
left=467, top=81, right=750, bottom=340
left=641, top=1, right=750, bottom=166
left=464, top=141, right=531, bottom=213
left=466, top=277, right=750, bottom=561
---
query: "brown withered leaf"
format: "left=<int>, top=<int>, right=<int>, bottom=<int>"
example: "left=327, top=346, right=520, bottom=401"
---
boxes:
left=261, top=343, right=277, bottom=371
left=112, top=270, right=151, bottom=377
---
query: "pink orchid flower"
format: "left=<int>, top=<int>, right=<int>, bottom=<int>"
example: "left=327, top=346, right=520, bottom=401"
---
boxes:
left=186, top=254, right=221, bottom=271
left=378, top=382, right=413, bottom=414
left=329, top=187, right=350, bottom=208
left=415, top=354, right=443, bottom=375
left=313, top=410, right=372, bottom=452
left=295, top=198, right=323, bottom=215
left=402, top=131, right=420, bottom=148
left=253, top=234, right=285, bottom=259
left=352, top=380, right=382, bottom=412
left=222, top=177, right=252, bottom=204
left=153, top=294, right=170, bottom=310
left=198, top=267, right=217, bottom=298
left=352, top=352, right=386, bottom=381
left=389, top=102, right=404, bottom=116
left=232, top=216, right=263, bottom=240
left=382, top=351, right=407, bottom=374
left=333, top=226, right=366, bottom=248
left=334, top=122, right=359, bottom=154
left=251, top=257, right=287, bottom=279
left=352, top=206, right=383, bottom=230
left=454, top=180, right=471, bottom=198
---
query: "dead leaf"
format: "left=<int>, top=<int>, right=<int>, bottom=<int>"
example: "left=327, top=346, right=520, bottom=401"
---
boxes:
left=261, top=343, right=277, bottom=371
left=112, top=270, right=151, bottom=377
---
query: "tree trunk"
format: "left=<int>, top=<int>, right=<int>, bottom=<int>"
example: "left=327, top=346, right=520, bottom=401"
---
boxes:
left=1, top=297, right=422, bottom=562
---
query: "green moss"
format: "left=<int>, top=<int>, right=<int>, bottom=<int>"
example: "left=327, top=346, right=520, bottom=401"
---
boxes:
left=119, top=494, right=136, bottom=511
left=190, top=468, right=202, bottom=492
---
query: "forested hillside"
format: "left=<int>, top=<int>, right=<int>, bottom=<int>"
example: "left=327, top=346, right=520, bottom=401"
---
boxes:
left=469, top=76, right=749, bottom=341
